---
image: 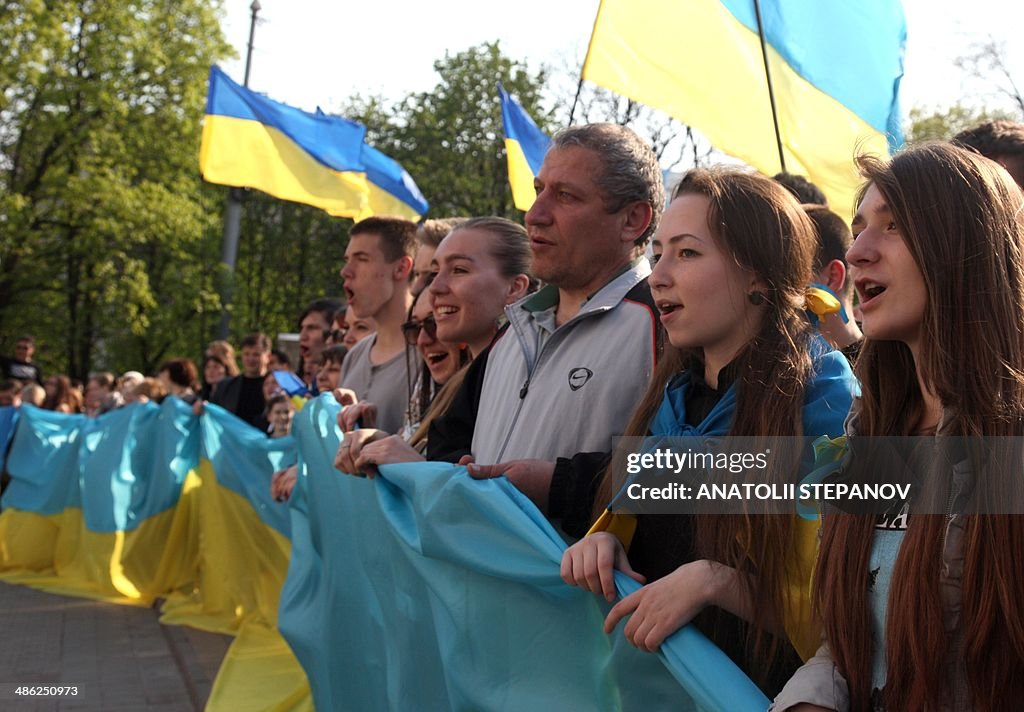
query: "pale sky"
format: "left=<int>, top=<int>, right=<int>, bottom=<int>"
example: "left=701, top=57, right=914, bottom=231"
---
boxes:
left=219, top=0, right=1024, bottom=149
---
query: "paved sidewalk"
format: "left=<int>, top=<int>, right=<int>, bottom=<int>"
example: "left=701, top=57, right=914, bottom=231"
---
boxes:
left=0, top=582, right=231, bottom=711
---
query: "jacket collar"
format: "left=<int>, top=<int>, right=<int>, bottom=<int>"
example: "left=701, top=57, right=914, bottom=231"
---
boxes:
left=512, top=258, right=651, bottom=326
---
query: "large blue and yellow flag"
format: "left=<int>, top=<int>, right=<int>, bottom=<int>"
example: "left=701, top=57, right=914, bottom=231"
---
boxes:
left=582, top=0, right=906, bottom=211
left=499, top=84, right=552, bottom=211
left=200, top=66, right=428, bottom=220
left=279, top=395, right=770, bottom=712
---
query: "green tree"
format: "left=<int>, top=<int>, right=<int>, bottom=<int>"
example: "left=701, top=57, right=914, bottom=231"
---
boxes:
left=1, top=0, right=232, bottom=378
left=343, top=42, right=555, bottom=219
left=905, top=103, right=1016, bottom=145
left=229, top=192, right=349, bottom=341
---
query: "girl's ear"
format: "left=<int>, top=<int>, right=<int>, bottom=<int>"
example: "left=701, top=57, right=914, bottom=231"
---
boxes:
left=747, top=274, right=770, bottom=306
left=506, top=274, right=531, bottom=304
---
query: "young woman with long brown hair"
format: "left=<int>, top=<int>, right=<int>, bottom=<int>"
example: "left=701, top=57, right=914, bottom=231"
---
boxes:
left=775, top=144, right=1024, bottom=710
left=561, top=168, right=856, bottom=696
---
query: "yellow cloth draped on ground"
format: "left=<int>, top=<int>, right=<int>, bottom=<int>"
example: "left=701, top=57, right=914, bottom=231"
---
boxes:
left=0, top=401, right=311, bottom=711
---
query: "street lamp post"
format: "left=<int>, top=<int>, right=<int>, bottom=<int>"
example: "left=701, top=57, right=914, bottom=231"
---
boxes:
left=216, top=0, right=261, bottom=340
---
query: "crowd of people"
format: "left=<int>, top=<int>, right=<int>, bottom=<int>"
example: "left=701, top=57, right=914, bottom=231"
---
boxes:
left=0, top=302, right=377, bottom=438
left=5, top=117, right=1024, bottom=709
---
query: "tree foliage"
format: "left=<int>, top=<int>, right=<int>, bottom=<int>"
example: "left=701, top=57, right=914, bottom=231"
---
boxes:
left=343, top=42, right=555, bottom=219
left=905, top=104, right=1016, bottom=145
left=228, top=192, right=348, bottom=343
left=1, top=0, right=232, bottom=378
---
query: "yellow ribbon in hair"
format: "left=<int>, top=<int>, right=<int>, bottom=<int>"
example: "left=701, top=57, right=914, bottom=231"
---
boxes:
left=805, top=286, right=841, bottom=320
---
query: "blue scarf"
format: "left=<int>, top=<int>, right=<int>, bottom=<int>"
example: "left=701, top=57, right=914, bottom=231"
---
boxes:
left=650, top=343, right=855, bottom=441
left=650, top=371, right=737, bottom=437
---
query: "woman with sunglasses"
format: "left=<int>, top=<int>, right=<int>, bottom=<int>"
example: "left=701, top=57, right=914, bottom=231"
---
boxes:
left=402, top=291, right=470, bottom=445
left=334, top=286, right=466, bottom=440
left=335, top=217, right=535, bottom=475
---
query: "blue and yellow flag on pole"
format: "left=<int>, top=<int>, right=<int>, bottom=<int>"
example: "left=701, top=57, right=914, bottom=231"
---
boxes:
left=582, top=0, right=906, bottom=211
left=499, top=84, right=552, bottom=211
left=200, top=66, right=428, bottom=220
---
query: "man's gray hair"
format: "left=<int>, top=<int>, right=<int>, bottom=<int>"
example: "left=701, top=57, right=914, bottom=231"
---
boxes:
left=550, top=123, right=664, bottom=245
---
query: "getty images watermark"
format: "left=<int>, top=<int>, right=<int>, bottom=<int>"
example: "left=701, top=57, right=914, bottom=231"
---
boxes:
left=608, top=436, right=1024, bottom=516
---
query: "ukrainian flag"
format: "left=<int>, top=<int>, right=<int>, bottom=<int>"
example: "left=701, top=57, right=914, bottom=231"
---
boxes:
left=279, top=395, right=770, bottom=711
left=582, top=0, right=906, bottom=212
left=499, top=84, right=552, bottom=211
left=0, top=401, right=199, bottom=603
left=200, top=66, right=428, bottom=220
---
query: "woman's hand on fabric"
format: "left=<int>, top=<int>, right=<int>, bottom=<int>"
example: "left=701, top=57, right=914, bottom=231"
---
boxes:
left=338, top=402, right=377, bottom=432
left=332, top=388, right=359, bottom=407
left=604, top=559, right=723, bottom=652
left=560, top=531, right=646, bottom=602
left=355, top=435, right=425, bottom=475
left=270, top=465, right=298, bottom=502
left=334, top=429, right=386, bottom=477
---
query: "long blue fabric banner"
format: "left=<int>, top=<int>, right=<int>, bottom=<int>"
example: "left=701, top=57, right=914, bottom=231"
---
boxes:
left=280, top=395, right=771, bottom=712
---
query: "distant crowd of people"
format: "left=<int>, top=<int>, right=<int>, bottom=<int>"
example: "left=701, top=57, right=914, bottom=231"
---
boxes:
left=0, top=303, right=378, bottom=440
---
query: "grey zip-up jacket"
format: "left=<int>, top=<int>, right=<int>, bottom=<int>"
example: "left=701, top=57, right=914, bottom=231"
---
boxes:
left=428, top=261, right=658, bottom=524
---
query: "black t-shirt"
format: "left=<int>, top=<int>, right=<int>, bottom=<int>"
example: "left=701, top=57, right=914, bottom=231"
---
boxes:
left=1, top=357, right=42, bottom=385
left=235, top=375, right=266, bottom=428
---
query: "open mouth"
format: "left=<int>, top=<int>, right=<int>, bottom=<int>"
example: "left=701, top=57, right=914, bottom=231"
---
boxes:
left=857, top=280, right=887, bottom=304
left=656, top=301, right=682, bottom=315
left=425, top=351, right=450, bottom=367
left=435, top=305, right=459, bottom=317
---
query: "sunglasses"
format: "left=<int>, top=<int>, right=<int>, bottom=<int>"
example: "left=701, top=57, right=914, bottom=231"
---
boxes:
left=401, top=315, right=438, bottom=345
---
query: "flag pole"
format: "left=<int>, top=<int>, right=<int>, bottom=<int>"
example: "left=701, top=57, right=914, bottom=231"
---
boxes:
left=571, top=0, right=608, bottom=127
left=568, top=76, right=585, bottom=126
left=217, top=0, right=261, bottom=340
left=752, top=0, right=786, bottom=173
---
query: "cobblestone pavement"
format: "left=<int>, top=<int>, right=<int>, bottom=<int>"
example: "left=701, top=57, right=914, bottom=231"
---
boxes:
left=0, top=582, right=231, bottom=711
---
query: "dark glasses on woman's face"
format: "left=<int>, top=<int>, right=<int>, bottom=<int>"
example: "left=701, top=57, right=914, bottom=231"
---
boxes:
left=401, top=315, right=438, bottom=345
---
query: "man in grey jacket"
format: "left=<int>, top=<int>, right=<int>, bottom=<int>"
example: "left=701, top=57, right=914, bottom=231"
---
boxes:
left=427, top=123, right=664, bottom=535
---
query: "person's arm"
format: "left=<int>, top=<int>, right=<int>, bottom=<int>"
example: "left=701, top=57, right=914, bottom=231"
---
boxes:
left=603, top=560, right=786, bottom=652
